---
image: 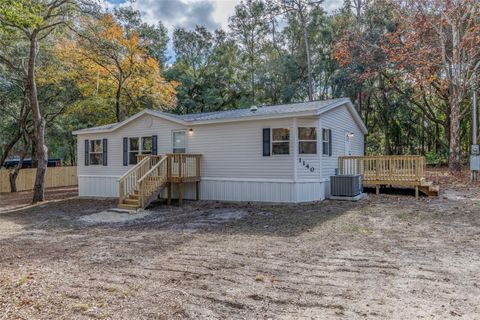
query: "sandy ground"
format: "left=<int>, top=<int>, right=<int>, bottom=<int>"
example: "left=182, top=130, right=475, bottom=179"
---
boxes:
left=0, top=170, right=479, bottom=319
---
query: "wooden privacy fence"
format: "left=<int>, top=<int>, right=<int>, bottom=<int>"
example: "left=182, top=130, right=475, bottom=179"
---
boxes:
left=338, top=155, right=425, bottom=185
left=0, top=166, right=78, bottom=193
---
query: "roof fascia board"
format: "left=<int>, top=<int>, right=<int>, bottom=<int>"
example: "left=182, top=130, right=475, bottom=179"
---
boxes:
left=73, top=109, right=188, bottom=135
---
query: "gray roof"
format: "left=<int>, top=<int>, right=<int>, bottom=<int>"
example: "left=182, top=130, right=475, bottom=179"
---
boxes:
left=73, top=98, right=362, bottom=134
left=73, top=122, right=118, bottom=134
left=160, top=98, right=348, bottom=122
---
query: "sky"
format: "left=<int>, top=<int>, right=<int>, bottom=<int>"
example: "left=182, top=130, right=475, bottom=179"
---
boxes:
left=106, top=0, right=345, bottom=32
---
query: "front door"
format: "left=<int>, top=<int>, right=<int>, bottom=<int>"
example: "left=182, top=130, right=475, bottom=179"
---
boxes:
left=172, top=130, right=186, bottom=153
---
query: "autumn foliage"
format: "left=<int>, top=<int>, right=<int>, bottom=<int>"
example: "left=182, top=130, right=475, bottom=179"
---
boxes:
left=55, top=14, right=178, bottom=124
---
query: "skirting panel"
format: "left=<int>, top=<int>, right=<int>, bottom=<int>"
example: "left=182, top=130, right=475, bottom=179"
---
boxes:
left=78, top=175, right=119, bottom=197
left=294, top=181, right=326, bottom=202
left=197, top=179, right=327, bottom=203
left=78, top=176, right=327, bottom=203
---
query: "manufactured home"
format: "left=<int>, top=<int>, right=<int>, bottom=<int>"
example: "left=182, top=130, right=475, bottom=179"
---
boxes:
left=73, top=98, right=367, bottom=208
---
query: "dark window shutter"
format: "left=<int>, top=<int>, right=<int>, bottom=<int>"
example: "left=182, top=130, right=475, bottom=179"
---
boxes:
left=84, top=139, right=89, bottom=166
left=123, top=137, right=128, bottom=166
left=102, top=139, right=108, bottom=166
left=152, top=135, right=158, bottom=155
left=328, top=129, right=333, bottom=156
left=262, top=128, right=271, bottom=156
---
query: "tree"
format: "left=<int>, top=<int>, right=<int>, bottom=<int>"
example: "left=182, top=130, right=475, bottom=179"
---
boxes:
left=0, top=0, right=88, bottom=202
left=229, top=0, right=270, bottom=105
left=56, top=13, right=178, bottom=123
left=167, top=27, right=244, bottom=114
left=274, top=0, right=323, bottom=101
left=384, top=0, right=480, bottom=171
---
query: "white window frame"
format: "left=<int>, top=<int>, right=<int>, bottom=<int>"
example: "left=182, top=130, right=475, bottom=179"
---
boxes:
left=172, top=130, right=187, bottom=153
left=298, top=127, right=317, bottom=155
left=89, top=139, right=103, bottom=165
left=128, top=136, right=152, bottom=165
left=322, top=128, right=331, bottom=156
left=271, top=127, right=290, bottom=155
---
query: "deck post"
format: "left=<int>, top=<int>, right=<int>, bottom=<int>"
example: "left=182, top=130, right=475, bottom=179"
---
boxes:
left=195, top=181, right=200, bottom=201
left=178, top=183, right=184, bottom=206
left=415, top=186, right=419, bottom=199
left=167, top=182, right=171, bottom=205
left=376, top=185, right=380, bottom=195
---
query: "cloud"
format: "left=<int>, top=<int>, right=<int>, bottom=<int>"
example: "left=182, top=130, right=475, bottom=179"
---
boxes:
left=106, top=0, right=344, bottom=33
left=108, top=0, right=220, bottom=31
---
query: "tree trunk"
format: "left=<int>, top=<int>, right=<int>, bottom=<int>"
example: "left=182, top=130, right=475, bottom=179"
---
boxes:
left=298, top=5, right=313, bottom=101
left=115, top=78, right=123, bottom=122
left=448, top=100, right=461, bottom=172
left=28, top=33, right=48, bottom=203
left=9, top=153, right=27, bottom=193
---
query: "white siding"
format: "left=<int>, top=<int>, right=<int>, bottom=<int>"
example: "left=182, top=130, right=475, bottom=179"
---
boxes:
left=188, top=118, right=294, bottom=179
left=320, top=104, right=365, bottom=180
left=77, top=113, right=187, bottom=177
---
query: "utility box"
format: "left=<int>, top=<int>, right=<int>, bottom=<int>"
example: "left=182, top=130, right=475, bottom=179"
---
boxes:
left=471, top=155, right=480, bottom=171
left=331, top=175, right=363, bottom=197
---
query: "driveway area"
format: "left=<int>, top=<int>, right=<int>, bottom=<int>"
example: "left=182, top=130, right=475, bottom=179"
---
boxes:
left=0, top=173, right=479, bottom=319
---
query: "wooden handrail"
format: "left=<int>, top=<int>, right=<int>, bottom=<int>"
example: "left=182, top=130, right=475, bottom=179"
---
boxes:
left=338, top=155, right=425, bottom=183
left=166, top=153, right=202, bottom=179
left=118, top=155, right=162, bottom=204
left=138, top=156, right=168, bottom=207
left=119, top=154, right=202, bottom=208
left=118, top=156, right=149, bottom=181
left=118, top=156, right=150, bottom=204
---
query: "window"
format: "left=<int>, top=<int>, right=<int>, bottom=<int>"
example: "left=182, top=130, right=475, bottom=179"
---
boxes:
left=142, top=136, right=152, bottom=155
left=172, top=131, right=186, bottom=153
left=89, top=139, right=103, bottom=165
left=299, top=127, right=317, bottom=154
left=272, top=128, right=290, bottom=155
left=129, top=137, right=153, bottom=165
left=322, top=128, right=331, bottom=156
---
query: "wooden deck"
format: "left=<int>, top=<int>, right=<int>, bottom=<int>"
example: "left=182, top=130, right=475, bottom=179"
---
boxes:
left=118, top=154, right=202, bottom=209
left=338, top=155, right=439, bottom=198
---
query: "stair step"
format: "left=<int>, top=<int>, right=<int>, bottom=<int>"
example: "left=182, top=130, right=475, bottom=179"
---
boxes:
left=118, top=203, right=139, bottom=209
left=123, top=199, right=139, bottom=205
left=128, top=194, right=139, bottom=200
left=420, top=180, right=432, bottom=187
left=419, top=185, right=439, bottom=197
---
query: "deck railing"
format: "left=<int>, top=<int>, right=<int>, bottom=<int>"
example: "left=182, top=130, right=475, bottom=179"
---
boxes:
left=166, top=153, right=202, bottom=181
left=338, top=155, right=425, bottom=184
left=118, top=155, right=161, bottom=203
left=137, top=156, right=169, bottom=207
left=119, top=153, right=202, bottom=208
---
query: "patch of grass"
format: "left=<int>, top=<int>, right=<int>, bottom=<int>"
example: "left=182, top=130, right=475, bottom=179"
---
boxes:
left=103, top=286, right=131, bottom=297
left=16, top=274, right=33, bottom=286
left=343, top=225, right=374, bottom=235
left=255, top=275, right=265, bottom=282
left=72, top=303, right=90, bottom=312
left=395, top=211, right=414, bottom=220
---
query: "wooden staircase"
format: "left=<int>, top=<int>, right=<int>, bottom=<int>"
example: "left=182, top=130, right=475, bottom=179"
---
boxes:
left=118, top=154, right=202, bottom=209
left=118, top=155, right=168, bottom=210
left=419, top=179, right=440, bottom=197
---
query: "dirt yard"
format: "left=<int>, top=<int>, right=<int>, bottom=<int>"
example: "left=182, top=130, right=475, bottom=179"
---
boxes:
left=0, top=171, right=479, bottom=319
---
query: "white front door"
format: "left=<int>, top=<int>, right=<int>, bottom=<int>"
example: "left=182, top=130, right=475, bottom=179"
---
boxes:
left=172, top=131, right=186, bottom=153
